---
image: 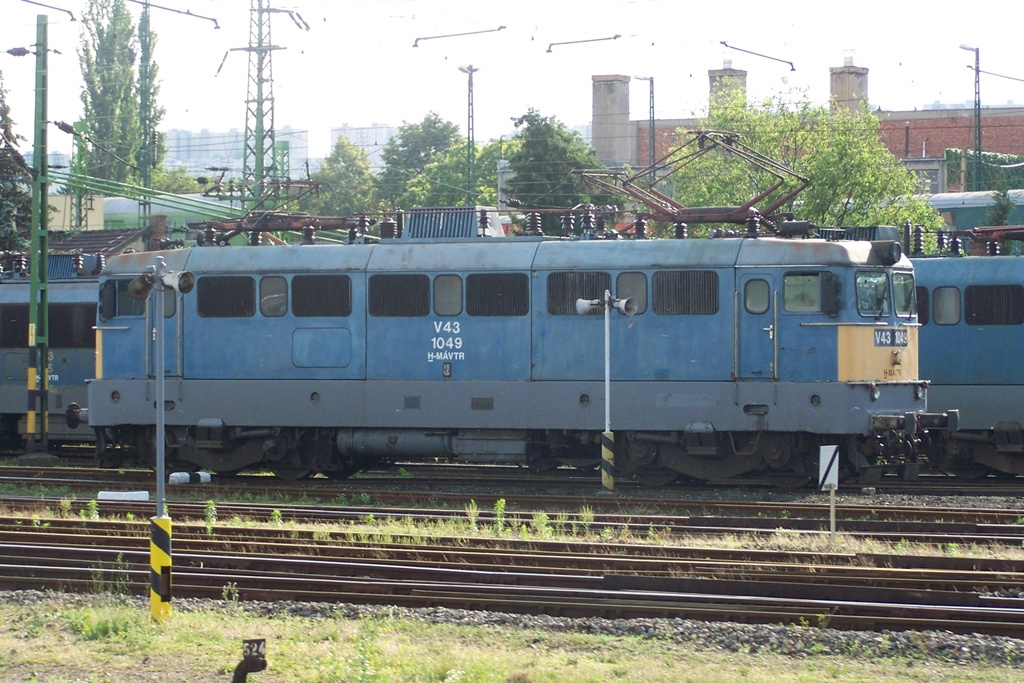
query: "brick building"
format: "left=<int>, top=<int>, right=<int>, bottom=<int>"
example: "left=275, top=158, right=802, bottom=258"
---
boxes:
left=592, top=61, right=1024, bottom=194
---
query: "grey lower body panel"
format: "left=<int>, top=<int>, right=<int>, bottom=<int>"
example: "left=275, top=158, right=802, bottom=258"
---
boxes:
left=86, top=377, right=926, bottom=436
left=926, top=385, right=1021, bottom=431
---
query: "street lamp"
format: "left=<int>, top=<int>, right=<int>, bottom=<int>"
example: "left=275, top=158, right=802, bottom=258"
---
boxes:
left=576, top=290, right=637, bottom=490
left=459, top=65, right=479, bottom=206
left=634, top=76, right=655, bottom=175
left=129, top=256, right=194, bottom=621
left=960, top=44, right=981, bottom=191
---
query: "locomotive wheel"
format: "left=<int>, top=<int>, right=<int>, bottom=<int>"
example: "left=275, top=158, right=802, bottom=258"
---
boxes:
left=632, top=467, right=679, bottom=487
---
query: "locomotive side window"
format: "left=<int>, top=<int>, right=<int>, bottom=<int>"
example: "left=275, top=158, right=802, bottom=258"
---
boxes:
left=965, top=284, right=1024, bottom=326
left=653, top=270, right=718, bottom=315
left=893, top=272, right=916, bottom=317
left=467, top=273, right=529, bottom=316
left=197, top=276, right=256, bottom=318
left=49, top=304, right=97, bottom=348
left=293, top=274, right=351, bottom=317
left=783, top=273, right=821, bottom=312
left=744, top=279, right=770, bottom=314
left=260, top=276, right=287, bottom=317
left=369, top=274, right=429, bottom=317
left=433, top=274, right=463, bottom=316
left=616, top=272, right=647, bottom=315
left=0, top=305, right=28, bottom=347
left=933, top=287, right=961, bottom=325
left=547, top=271, right=610, bottom=315
left=99, top=280, right=148, bottom=321
left=916, top=287, right=929, bottom=325
left=855, top=271, right=891, bottom=317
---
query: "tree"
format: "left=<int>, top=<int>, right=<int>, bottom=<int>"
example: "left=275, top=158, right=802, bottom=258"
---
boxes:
left=299, top=136, right=377, bottom=217
left=377, top=113, right=461, bottom=207
left=0, top=75, right=31, bottom=251
left=150, top=167, right=201, bottom=194
left=506, top=109, right=612, bottom=234
left=665, top=88, right=941, bottom=235
left=80, top=0, right=140, bottom=185
left=136, top=5, right=166, bottom=186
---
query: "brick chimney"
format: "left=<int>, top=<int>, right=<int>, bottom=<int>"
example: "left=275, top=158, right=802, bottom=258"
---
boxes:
left=830, top=56, right=869, bottom=111
left=709, top=60, right=747, bottom=110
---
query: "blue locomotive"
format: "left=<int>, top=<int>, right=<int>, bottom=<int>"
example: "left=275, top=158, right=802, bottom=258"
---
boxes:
left=75, top=225, right=955, bottom=484
left=913, top=249, right=1024, bottom=477
left=0, top=254, right=101, bottom=452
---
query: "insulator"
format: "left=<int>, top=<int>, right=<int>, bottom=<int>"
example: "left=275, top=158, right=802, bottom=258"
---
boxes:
left=73, top=254, right=84, bottom=274
left=596, top=215, right=607, bottom=232
left=204, top=225, right=217, bottom=247
left=936, top=230, right=946, bottom=251
left=561, top=212, right=575, bottom=236
left=248, top=231, right=262, bottom=246
left=528, top=212, right=543, bottom=236
left=96, top=254, right=106, bottom=273
left=912, top=226, right=924, bottom=255
left=357, top=214, right=371, bottom=236
left=478, top=209, right=491, bottom=236
left=903, top=221, right=912, bottom=255
left=302, top=227, right=316, bottom=245
left=746, top=213, right=760, bottom=238
left=14, top=255, right=25, bottom=274
left=989, top=241, right=1000, bottom=256
left=582, top=211, right=596, bottom=234
left=395, top=210, right=404, bottom=238
left=674, top=221, right=688, bottom=239
left=951, top=237, right=961, bottom=256
left=380, top=218, right=397, bottom=240
left=634, top=216, right=647, bottom=240
left=348, top=226, right=357, bottom=244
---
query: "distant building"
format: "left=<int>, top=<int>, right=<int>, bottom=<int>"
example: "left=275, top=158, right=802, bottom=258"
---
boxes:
left=330, top=124, right=401, bottom=172
left=164, top=127, right=310, bottom=179
left=591, top=60, right=1024, bottom=194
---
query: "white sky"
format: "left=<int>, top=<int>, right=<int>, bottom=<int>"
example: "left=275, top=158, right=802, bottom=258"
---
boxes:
left=3, top=0, right=1023, bottom=160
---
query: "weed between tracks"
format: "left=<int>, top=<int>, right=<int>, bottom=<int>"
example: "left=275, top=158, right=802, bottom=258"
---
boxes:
left=0, top=593, right=1019, bottom=682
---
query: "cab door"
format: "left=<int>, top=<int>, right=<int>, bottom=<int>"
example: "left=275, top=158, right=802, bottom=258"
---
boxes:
left=147, top=288, right=182, bottom=378
left=737, top=273, right=776, bottom=379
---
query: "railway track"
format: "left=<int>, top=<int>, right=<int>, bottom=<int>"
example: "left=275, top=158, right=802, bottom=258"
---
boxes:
left=1, top=513, right=1023, bottom=637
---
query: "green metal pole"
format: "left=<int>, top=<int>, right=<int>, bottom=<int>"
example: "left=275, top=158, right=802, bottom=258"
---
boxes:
left=27, top=15, right=50, bottom=453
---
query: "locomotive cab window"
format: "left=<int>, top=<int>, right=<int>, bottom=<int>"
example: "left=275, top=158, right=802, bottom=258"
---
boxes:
left=548, top=271, right=610, bottom=315
left=616, top=272, right=647, bottom=315
left=433, top=274, right=462, bottom=316
left=855, top=271, right=891, bottom=317
left=293, top=274, right=351, bottom=317
left=783, top=273, right=820, bottom=313
left=99, top=279, right=148, bottom=321
left=744, top=279, right=770, bottom=315
left=893, top=272, right=916, bottom=317
left=0, top=305, right=28, bottom=347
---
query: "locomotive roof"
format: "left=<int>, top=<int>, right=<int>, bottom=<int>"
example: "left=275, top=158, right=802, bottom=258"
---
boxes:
left=100, top=236, right=908, bottom=276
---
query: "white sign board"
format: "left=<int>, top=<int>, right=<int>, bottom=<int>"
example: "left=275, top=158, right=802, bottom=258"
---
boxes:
left=818, top=444, right=839, bottom=491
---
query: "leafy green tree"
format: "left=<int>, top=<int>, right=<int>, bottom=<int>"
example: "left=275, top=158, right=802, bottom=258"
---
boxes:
left=137, top=6, right=166, bottom=184
left=300, top=136, right=377, bottom=217
left=986, top=183, right=1015, bottom=227
left=666, top=88, right=941, bottom=236
left=506, top=109, right=611, bottom=234
left=0, top=75, right=30, bottom=250
left=150, top=167, right=201, bottom=194
left=80, top=0, right=140, bottom=184
left=378, top=113, right=461, bottom=207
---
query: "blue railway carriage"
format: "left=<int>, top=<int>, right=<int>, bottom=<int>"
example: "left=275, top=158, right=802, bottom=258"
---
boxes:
left=81, top=234, right=952, bottom=483
left=913, top=255, right=1024, bottom=477
left=0, top=255, right=99, bottom=451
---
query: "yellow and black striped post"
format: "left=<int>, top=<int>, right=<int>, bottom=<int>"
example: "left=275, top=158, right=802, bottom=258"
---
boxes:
left=601, top=431, right=615, bottom=491
left=150, top=516, right=172, bottom=621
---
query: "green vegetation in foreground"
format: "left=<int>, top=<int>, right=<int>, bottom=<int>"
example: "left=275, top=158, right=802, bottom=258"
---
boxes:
left=0, top=594, right=1019, bottom=683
